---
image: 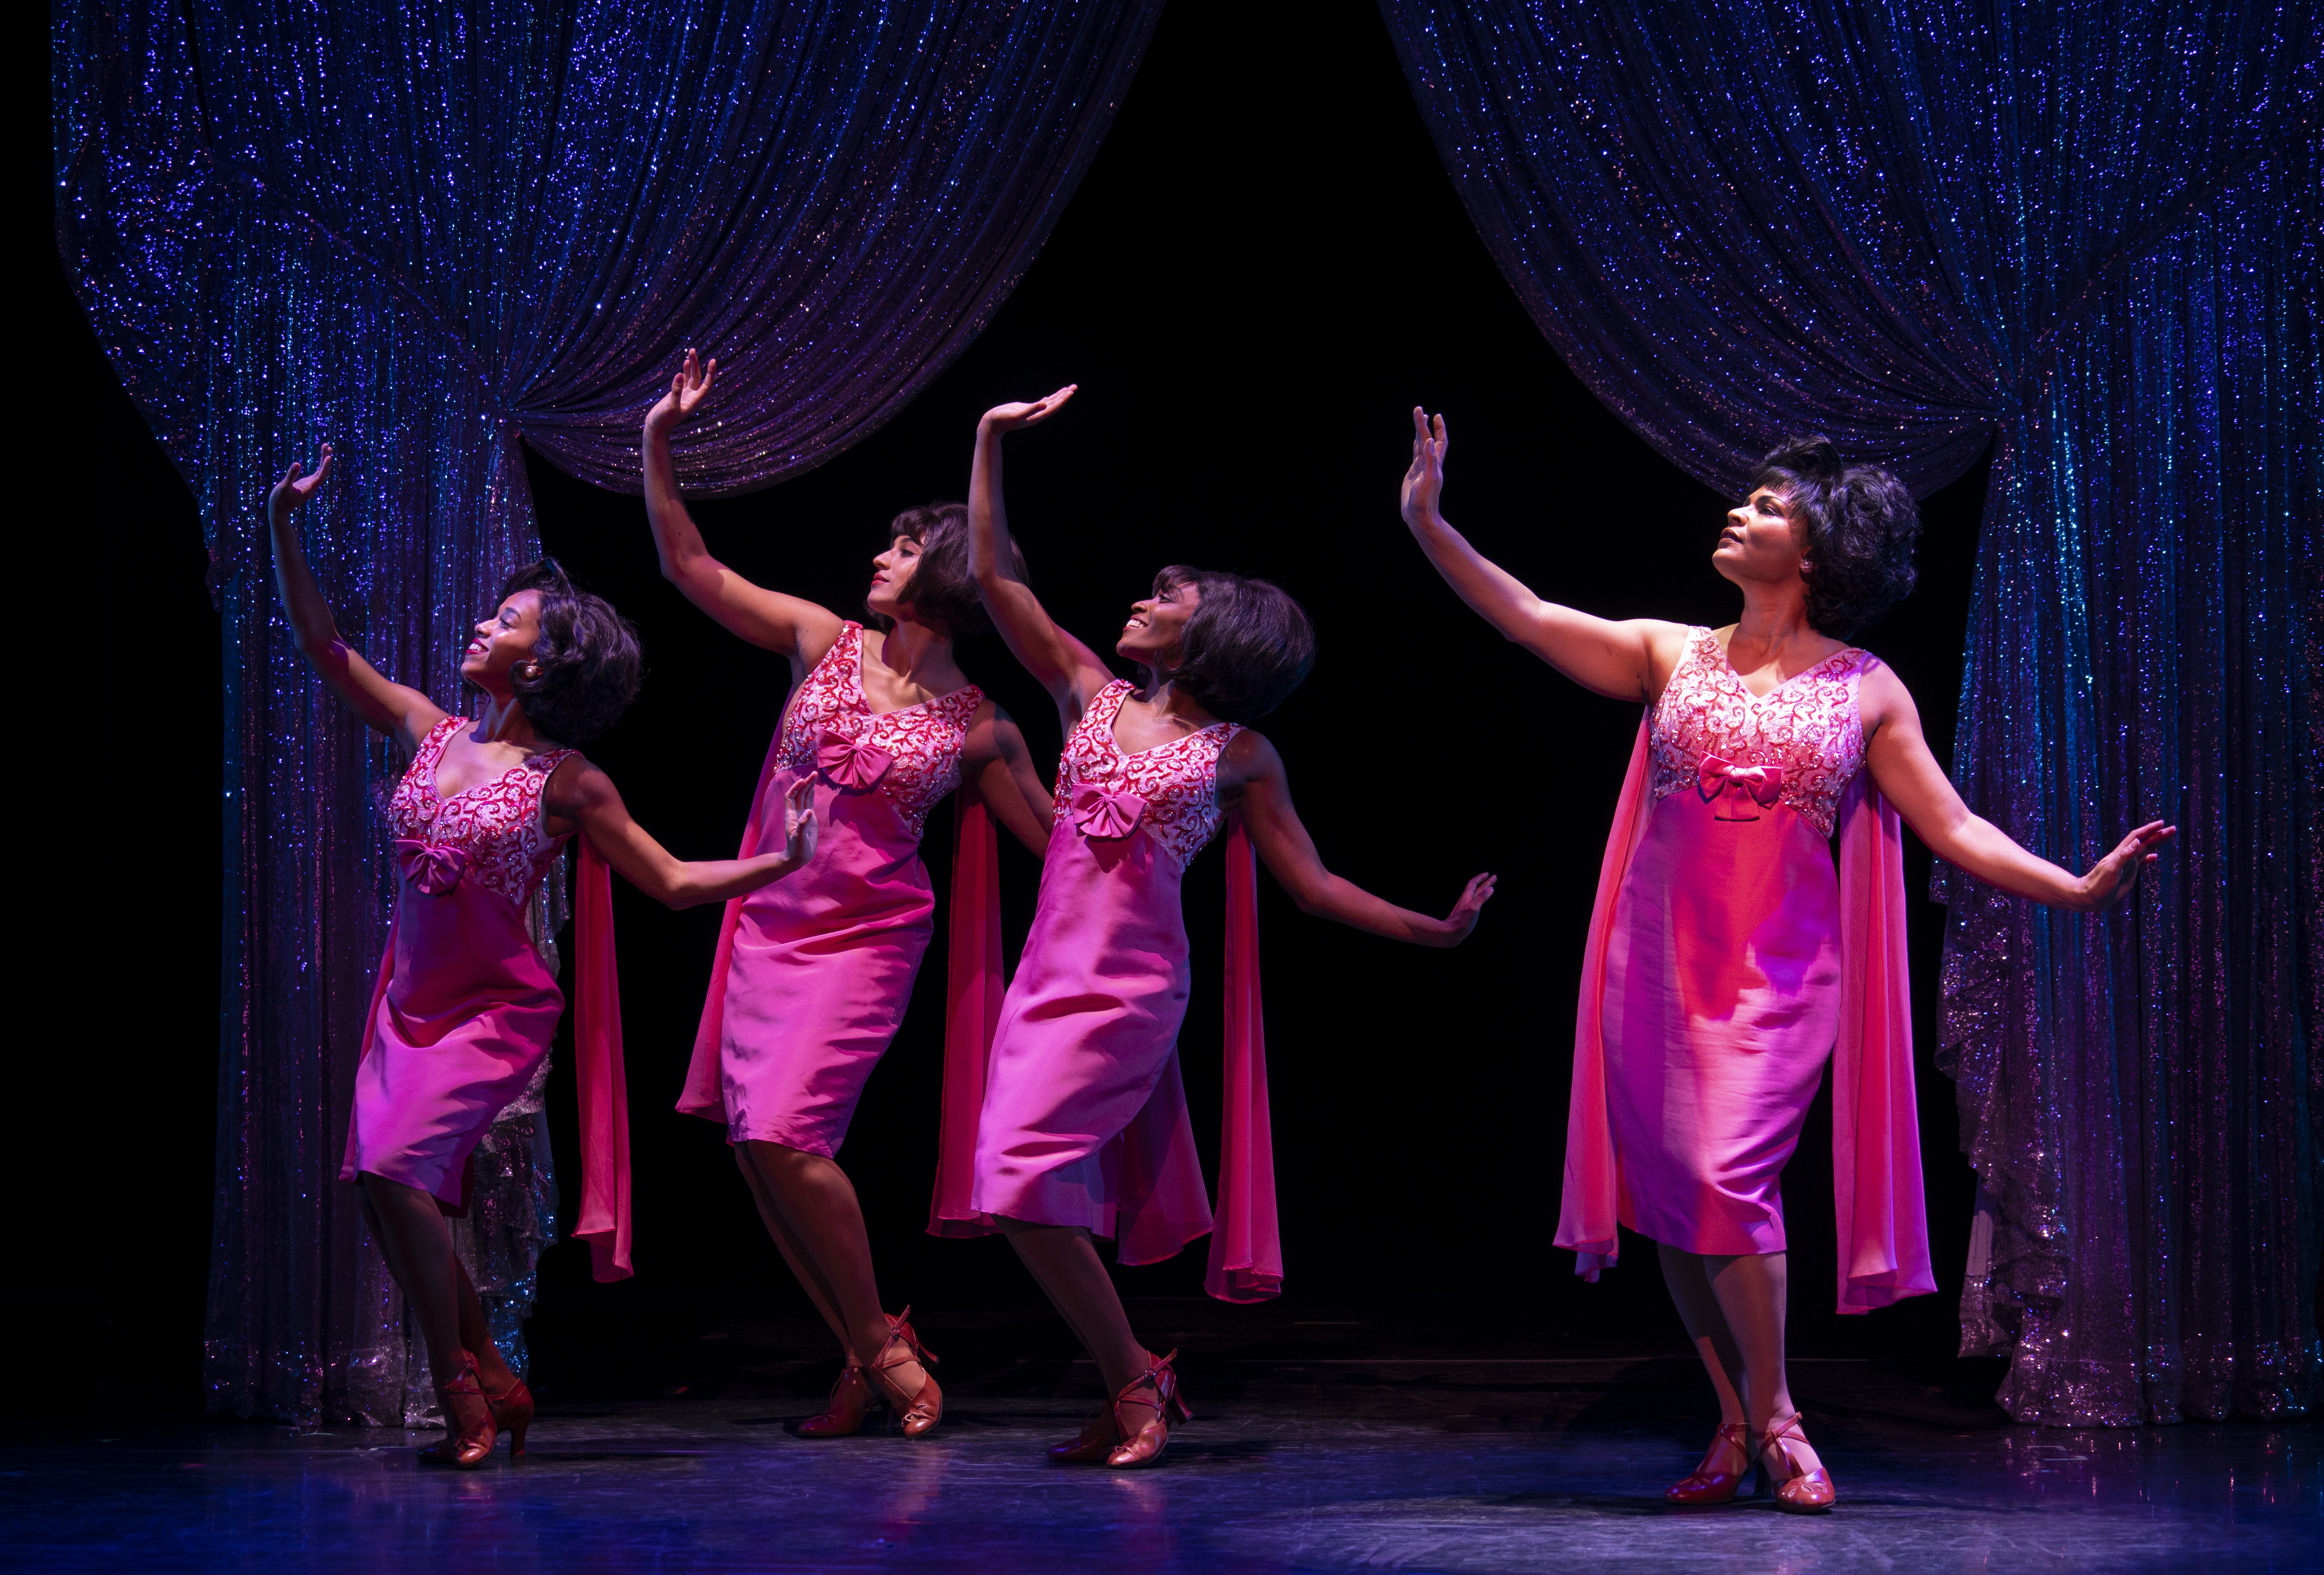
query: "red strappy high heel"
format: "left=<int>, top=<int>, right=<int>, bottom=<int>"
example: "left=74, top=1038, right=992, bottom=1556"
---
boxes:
left=418, top=1367, right=533, bottom=1461
left=866, top=1308, right=943, bottom=1438
left=1759, top=1411, right=1836, bottom=1513
left=423, top=1353, right=497, bottom=1469
left=1664, top=1421, right=1753, bottom=1504
left=1103, top=1350, right=1191, bottom=1469
left=797, top=1364, right=877, bottom=1438
left=1047, top=1409, right=1124, bottom=1463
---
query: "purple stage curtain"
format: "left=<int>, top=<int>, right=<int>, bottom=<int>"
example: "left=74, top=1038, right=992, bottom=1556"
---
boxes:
left=54, top=0, right=1160, bottom=1424
left=1382, top=0, right=2317, bottom=1424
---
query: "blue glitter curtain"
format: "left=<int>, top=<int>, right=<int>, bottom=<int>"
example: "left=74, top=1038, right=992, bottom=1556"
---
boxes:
left=1382, top=0, right=2317, bottom=1423
left=54, top=0, right=1161, bottom=1423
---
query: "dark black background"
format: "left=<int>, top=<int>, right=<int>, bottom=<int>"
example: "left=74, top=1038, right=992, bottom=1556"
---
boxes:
left=46, top=0, right=1992, bottom=1396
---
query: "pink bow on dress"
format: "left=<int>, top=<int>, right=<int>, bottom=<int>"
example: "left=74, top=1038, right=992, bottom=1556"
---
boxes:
left=1697, top=754, right=1786, bottom=808
left=816, top=727, right=894, bottom=790
left=1069, top=782, right=1147, bottom=840
left=392, top=837, right=468, bottom=895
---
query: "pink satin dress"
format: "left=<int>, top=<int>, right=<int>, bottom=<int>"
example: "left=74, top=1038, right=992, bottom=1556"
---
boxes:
left=1601, top=627, right=1879, bottom=1253
left=680, top=622, right=983, bottom=1156
left=971, top=681, right=1242, bottom=1264
left=342, top=716, right=576, bottom=1210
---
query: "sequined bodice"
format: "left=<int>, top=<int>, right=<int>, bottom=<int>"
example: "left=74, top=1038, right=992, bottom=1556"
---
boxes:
left=1649, top=627, right=1870, bottom=838
left=388, top=718, right=575, bottom=906
left=775, top=622, right=983, bottom=840
left=1057, top=681, right=1243, bottom=868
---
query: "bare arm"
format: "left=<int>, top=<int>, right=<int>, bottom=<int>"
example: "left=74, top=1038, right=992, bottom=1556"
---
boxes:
left=1400, top=408, right=1688, bottom=703
left=1860, top=663, right=2175, bottom=910
left=969, top=389, right=1117, bottom=725
left=549, top=759, right=820, bottom=909
left=265, top=444, right=447, bottom=749
left=963, top=706, right=1056, bottom=857
left=643, top=351, right=845, bottom=660
left=1224, top=730, right=1495, bottom=947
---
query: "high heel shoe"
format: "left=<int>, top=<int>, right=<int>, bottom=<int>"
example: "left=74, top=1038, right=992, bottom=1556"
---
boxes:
left=422, top=1353, right=497, bottom=1469
left=1103, top=1350, right=1191, bottom=1469
left=867, top=1307, right=943, bottom=1438
left=1758, top=1411, right=1836, bottom=1513
left=419, top=1367, right=533, bottom=1461
left=1664, top=1421, right=1753, bottom=1505
left=1046, top=1408, right=1123, bottom=1463
left=797, top=1364, right=876, bottom=1438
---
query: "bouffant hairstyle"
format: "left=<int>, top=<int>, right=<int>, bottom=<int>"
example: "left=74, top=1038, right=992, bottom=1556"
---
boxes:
left=1751, top=436, right=1922, bottom=640
left=863, top=502, right=1026, bottom=639
left=1142, top=566, right=1317, bottom=724
left=493, top=559, right=643, bottom=745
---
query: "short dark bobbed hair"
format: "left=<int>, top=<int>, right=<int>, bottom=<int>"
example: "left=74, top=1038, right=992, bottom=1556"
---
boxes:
left=1750, top=436, right=1922, bottom=640
left=1143, top=566, right=1317, bottom=724
left=863, top=502, right=1025, bottom=639
left=493, top=559, right=643, bottom=745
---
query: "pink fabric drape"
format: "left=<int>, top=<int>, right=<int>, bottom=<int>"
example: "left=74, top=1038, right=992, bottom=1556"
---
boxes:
left=678, top=730, right=786, bottom=1120
left=929, top=783, right=1006, bottom=1235
left=1554, top=718, right=1932, bottom=1313
left=574, top=839, right=634, bottom=1282
left=1206, top=818, right=1282, bottom=1301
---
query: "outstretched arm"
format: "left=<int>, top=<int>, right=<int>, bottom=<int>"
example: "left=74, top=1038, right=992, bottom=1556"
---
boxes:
left=969, top=389, right=1117, bottom=724
left=1223, top=730, right=1495, bottom=947
left=1861, top=665, right=2175, bottom=910
left=643, top=350, right=845, bottom=660
left=1400, top=408, right=1688, bottom=702
left=265, top=444, right=447, bottom=749
left=964, top=706, right=1057, bottom=857
left=550, top=759, right=819, bottom=909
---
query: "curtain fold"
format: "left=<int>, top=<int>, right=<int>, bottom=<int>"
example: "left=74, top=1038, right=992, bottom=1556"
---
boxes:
left=54, top=0, right=1161, bottom=1424
left=1383, top=0, right=2317, bottom=1423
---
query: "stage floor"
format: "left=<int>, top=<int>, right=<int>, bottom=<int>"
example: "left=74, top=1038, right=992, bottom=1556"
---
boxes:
left=5, top=1318, right=2313, bottom=1574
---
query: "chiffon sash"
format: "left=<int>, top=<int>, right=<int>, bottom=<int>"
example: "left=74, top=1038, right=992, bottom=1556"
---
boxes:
left=574, top=838, right=634, bottom=1282
left=677, top=727, right=786, bottom=1120
left=1204, top=817, right=1282, bottom=1301
left=928, top=780, right=1006, bottom=1235
left=1553, top=717, right=1932, bottom=1313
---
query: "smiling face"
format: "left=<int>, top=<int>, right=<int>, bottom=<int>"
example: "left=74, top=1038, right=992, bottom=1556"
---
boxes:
left=865, top=534, right=926, bottom=624
left=461, top=588, right=544, bottom=692
left=1117, top=575, right=1202, bottom=667
left=1713, top=485, right=1809, bottom=588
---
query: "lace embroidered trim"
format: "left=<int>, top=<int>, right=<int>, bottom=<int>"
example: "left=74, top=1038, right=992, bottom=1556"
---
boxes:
left=1056, top=681, right=1242, bottom=868
left=1648, top=626, right=1869, bottom=838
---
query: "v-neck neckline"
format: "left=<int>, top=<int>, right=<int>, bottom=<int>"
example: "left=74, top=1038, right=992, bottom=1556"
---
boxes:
left=1709, top=628, right=1859, bottom=702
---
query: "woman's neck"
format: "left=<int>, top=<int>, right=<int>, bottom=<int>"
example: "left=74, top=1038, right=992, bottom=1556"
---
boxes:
left=1728, top=579, right=1825, bottom=663
left=870, top=618, right=956, bottom=689
left=1137, top=672, right=1220, bottom=730
left=471, top=692, right=543, bottom=749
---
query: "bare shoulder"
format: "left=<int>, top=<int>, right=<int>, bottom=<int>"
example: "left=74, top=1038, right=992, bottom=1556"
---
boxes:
left=545, top=750, right=617, bottom=814
left=1218, top=725, right=1284, bottom=791
left=1854, top=654, right=1920, bottom=741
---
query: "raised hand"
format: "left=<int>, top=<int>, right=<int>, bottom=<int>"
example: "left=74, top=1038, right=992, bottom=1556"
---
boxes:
left=2079, top=820, right=2176, bottom=910
left=646, top=348, right=719, bottom=432
left=781, top=775, right=820, bottom=868
left=268, top=442, right=336, bottom=516
left=979, top=384, right=1078, bottom=434
left=1400, top=408, right=1448, bottom=525
left=1434, top=870, right=1497, bottom=945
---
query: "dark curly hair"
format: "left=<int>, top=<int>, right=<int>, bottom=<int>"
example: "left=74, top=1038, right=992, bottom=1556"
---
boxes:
left=1141, top=566, right=1316, bottom=723
left=1750, top=436, right=1921, bottom=640
left=490, top=559, right=643, bottom=745
left=863, top=502, right=1025, bottom=639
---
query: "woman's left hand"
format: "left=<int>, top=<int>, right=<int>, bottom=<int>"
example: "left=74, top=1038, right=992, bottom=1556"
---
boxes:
left=2079, top=820, right=2177, bottom=910
left=1431, top=872, right=1497, bottom=945
left=781, top=775, right=820, bottom=868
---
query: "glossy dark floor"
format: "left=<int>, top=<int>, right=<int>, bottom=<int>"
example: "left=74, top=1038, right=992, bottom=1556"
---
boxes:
left=9, top=1306, right=2314, bottom=1573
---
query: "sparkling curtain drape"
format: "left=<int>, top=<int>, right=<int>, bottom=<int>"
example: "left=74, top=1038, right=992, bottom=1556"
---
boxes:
left=55, top=0, right=1160, bottom=1424
left=1383, top=0, right=2317, bottom=1423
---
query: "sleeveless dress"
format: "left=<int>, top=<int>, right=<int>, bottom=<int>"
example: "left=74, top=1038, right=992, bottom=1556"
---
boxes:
left=1557, top=627, right=1936, bottom=1310
left=679, top=621, right=984, bottom=1157
left=971, top=681, right=1244, bottom=1264
left=341, top=717, right=575, bottom=1209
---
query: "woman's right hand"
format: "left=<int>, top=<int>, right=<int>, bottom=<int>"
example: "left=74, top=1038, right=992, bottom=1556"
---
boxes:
left=268, top=443, right=335, bottom=516
left=646, top=348, right=718, bottom=432
left=779, top=775, right=820, bottom=869
left=979, top=385, right=1077, bottom=435
left=1430, top=871, right=1497, bottom=946
left=1401, top=407, right=1448, bottom=526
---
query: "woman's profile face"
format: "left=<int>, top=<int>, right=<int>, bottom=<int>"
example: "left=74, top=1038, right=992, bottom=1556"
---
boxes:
left=867, top=534, right=925, bottom=622
left=1118, top=576, right=1201, bottom=666
left=1713, top=486, right=1807, bottom=586
left=463, top=589, right=544, bottom=691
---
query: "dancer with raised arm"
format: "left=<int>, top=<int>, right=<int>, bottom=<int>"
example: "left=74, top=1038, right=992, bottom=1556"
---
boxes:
left=967, top=387, right=1497, bottom=1468
left=646, top=353, right=1055, bottom=1441
left=267, top=446, right=820, bottom=1469
left=1398, top=411, right=2174, bottom=1512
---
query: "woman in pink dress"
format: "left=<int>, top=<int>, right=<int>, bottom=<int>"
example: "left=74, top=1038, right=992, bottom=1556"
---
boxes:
left=1398, top=413, right=2174, bottom=1512
left=267, top=444, right=820, bottom=1469
left=964, top=387, right=1498, bottom=1467
left=644, top=353, right=1054, bottom=1440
